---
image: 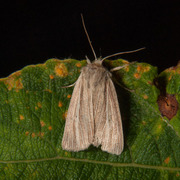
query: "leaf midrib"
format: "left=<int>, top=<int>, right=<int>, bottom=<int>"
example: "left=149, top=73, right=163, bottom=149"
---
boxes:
left=0, top=156, right=179, bottom=172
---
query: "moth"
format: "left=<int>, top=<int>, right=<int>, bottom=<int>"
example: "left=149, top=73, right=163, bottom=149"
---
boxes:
left=62, top=15, right=144, bottom=155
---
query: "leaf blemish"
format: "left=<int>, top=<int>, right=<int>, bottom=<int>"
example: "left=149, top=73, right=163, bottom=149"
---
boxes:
left=134, top=73, right=141, bottom=79
left=25, top=131, right=29, bottom=136
left=20, top=115, right=24, bottom=120
left=67, top=94, right=71, bottom=99
left=76, top=62, right=82, bottom=67
left=164, top=157, right=170, bottom=164
left=32, top=133, right=36, bottom=138
left=157, top=94, right=178, bottom=120
left=65, top=152, right=69, bottom=156
left=45, top=89, right=52, bottom=93
left=137, top=65, right=142, bottom=72
left=143, top=95, right=148, bottom=99
left=38, top=132, right=44, bottom=137
left=63, top=111, right=68, bottom=120
left=58, top=101, right=63, bottom=107
left=40, top=121, right=45, bottom=127
left=55, top=63, right=68, bottom=77
left=49, top=74, right=54, bottom=79
left=15, top=78, right=23, bottom=90
left=48, top=126, right=52, bottom=131
left=37, top=102, right=42, bottom=108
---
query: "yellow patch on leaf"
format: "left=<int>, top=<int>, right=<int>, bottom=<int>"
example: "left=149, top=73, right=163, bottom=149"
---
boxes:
left=76, top=62, right=82, bottom=67
left=15, top=78, right=23, bottom=90
left=137, top=65, right=142, bottom=72
left=4, top=71, right=23, bottom=91
left=137, top=65, right=150, bottom=73
left=55, top=63, right=68, bottom=77
left=134, top=73, right=141, bottom=79
left=142, top=66, right=150, bottom=72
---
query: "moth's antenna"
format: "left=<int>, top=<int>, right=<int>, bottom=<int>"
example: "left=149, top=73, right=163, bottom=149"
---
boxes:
left=101, top=47, right=146, bottom=62
left=81, top=14, right=97, bottom=60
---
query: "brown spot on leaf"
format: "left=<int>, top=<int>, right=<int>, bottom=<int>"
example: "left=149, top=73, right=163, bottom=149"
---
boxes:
left=164, top=157, right=170, bottom=164
left=157, top=94, right=178, bottom=120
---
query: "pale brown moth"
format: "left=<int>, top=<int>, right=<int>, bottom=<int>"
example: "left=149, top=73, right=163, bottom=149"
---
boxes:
left=62, top=15, right=145, bottom=155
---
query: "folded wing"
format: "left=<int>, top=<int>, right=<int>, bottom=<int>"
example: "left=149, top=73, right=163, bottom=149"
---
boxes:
left=62, top=73, right=94, bottom=151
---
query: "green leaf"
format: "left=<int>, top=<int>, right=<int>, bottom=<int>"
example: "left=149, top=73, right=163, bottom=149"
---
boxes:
left=0, top=58, right=180, bottom=179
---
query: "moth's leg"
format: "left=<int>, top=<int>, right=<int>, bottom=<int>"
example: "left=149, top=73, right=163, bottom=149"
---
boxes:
left=110, top=64, right=129, bottom=72
left=110, top=61, right=137, bottom=72
left=110, top=63, right=136, bottom=93
left=113, top=78, right=134, bottom=93
left=61, top=81, right=76, bottom=88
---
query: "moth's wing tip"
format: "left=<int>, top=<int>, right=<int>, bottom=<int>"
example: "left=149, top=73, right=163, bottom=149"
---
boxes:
left=101, top=144, right=124, bottom=155
left=61, top=142, right=91, bottom=152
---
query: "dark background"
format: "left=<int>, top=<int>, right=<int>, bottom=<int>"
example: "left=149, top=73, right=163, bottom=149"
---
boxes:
left=1, top=1, right=180, bottom=78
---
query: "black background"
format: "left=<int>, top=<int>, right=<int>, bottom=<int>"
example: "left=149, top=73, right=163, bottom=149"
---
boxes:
left=1, top=1, right=180, bottom=78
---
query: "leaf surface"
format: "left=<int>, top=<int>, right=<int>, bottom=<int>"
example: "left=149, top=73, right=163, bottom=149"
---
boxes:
left=0, top=59, right=180, bottom=179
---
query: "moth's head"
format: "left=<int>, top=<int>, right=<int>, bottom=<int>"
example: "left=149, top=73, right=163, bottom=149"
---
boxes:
left=86, top=56, right=103, bottom=66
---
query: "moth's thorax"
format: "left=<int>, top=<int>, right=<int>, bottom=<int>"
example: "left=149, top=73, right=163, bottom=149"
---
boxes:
left=82, top=59, right=111, bottom=75
left=81, top=59, right=112, bottom=87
